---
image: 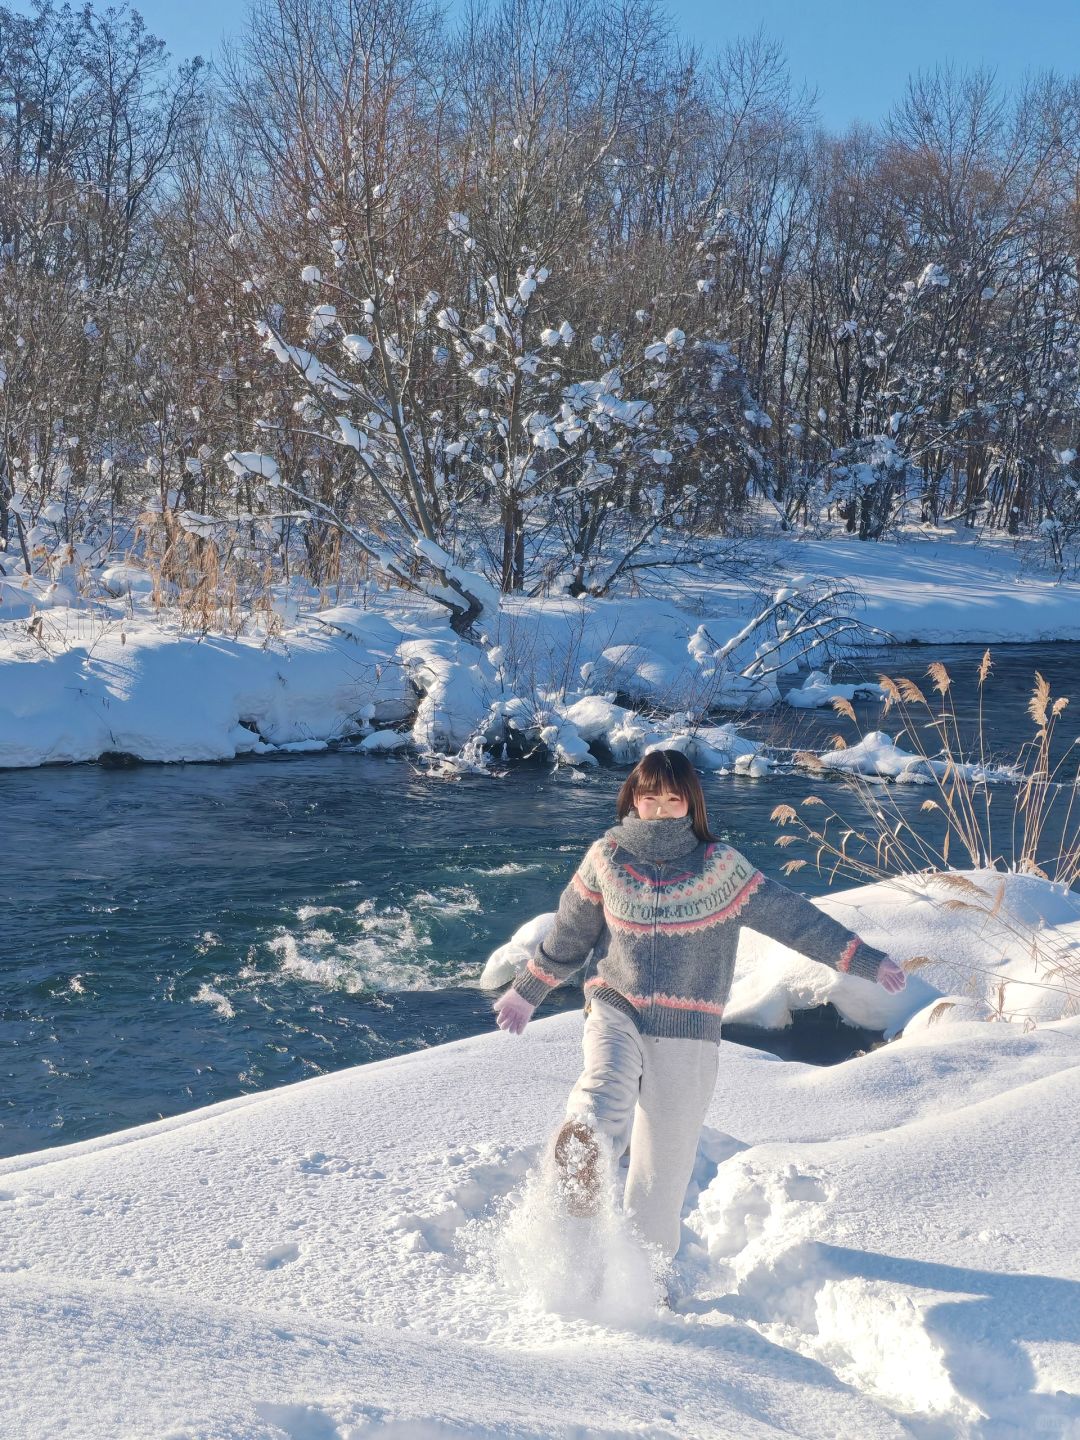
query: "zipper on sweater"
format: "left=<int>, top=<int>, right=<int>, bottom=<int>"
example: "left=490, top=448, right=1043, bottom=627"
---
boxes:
left=651, top=861, right=664, bottom=1027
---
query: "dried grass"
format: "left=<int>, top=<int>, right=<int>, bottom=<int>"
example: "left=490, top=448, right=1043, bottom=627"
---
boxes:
left=131, top=508, right=283, bottom=637
left=928, top=661, right=951, bottom=696
left=926, top=1001, right=956, bottom=1026
left=798, top=656, right=1079, bottom=888
left=769, top=651, right=1080, bottom=1015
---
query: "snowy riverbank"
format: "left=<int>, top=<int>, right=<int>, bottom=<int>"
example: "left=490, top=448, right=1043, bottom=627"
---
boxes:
left=1, top=1014, right=1076, bottom=1438
left=3, top=534, right=1080, bottom=772
left=1, top=871, right=1078, bottom=1438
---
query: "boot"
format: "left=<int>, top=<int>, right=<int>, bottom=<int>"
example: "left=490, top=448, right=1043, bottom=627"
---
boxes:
left=554, top=1119, right=602, bottom=1218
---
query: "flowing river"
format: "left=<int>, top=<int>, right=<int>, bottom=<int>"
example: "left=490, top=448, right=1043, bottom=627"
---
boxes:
left=2, top=641, right=1078, bottom=1158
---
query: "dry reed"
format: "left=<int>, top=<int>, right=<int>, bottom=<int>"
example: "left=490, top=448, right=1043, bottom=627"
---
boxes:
left=772, top=652, right=1080, bottom=1011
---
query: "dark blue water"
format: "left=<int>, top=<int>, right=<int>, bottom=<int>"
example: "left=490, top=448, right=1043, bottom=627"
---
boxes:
left=2, top=641, right=1078, bottom=1159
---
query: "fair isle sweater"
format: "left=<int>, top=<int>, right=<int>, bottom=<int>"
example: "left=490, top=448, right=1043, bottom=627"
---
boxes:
left=512, top=815, right=888, bottom=1042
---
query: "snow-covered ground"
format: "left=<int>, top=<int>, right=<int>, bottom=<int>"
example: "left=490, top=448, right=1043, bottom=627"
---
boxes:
left=3, top=534, right=1080, bottom=771
left=754, top=533, right=1080, bottom=644
left=2, top=873, right=1078, bottom=1439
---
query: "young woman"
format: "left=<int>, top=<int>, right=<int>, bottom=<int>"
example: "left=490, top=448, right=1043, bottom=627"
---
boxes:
left=493, top=750, right=905, bottom=1268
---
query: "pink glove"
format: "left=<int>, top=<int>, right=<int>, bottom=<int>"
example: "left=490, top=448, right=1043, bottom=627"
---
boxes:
left=494, top=988, right=536, bottom=1035
left=877, top=958, right=907, bottom=993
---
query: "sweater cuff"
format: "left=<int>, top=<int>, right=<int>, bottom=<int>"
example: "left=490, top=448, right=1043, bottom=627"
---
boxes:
left=512, top=957, right=557, bottom=1008
left=839, top=938, right=888, bottom=983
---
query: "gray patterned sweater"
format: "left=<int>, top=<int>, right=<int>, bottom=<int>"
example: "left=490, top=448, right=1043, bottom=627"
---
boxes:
left=512, top=815, right=888, bottom=1041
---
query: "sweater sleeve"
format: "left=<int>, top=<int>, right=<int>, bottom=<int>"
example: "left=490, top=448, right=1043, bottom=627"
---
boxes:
left=511, top=841, right=607, bottom=1009
left=737, top=868, right=888, bottom=982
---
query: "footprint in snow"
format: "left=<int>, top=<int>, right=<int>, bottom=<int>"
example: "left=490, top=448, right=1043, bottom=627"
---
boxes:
left=296, top=1151, right=383, bottom=1179
left=252, top=1401, right=341, bottom=1439
left=256, top=1241, right=301, bottom=1270
left=391, top=1143, right=537, bottom=1256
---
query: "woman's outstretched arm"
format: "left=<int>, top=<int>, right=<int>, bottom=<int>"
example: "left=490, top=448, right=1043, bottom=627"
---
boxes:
left=509, top=841, right=608, bottom=1010
left=737, top=867, right=896, bottom=984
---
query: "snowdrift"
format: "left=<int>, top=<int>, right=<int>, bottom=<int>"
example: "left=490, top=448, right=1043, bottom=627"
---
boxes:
left=0, top=1001, right=1077, bottom=1438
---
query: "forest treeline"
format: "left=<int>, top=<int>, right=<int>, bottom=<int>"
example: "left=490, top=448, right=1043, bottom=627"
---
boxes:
left=2, top=0, right=1080, bottom=613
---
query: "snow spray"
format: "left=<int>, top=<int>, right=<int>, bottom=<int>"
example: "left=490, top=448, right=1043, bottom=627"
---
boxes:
left=492, top=1129, right=663, bottom=1324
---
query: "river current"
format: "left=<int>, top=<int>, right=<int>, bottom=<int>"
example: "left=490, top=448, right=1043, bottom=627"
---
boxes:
left=2, top=642, right=1077, bottom=1157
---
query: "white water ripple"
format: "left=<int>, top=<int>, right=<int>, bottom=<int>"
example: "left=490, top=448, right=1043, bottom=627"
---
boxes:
left=193, top=983, right=236, bottom=1019
left=265, top=885, right=485, bottom=993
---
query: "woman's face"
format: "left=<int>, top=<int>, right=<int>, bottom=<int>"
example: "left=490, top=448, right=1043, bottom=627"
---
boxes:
left=634, top=788, right=689, bottom=820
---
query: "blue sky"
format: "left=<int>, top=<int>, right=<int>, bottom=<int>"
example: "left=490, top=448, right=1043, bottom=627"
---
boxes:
left=23, top=0, right=1080, bottom=132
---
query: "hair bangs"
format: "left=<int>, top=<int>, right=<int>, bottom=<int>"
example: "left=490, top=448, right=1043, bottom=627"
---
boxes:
left=615, top=749, right=716, bottom=843
left=630, top=749, right=693, bottom=800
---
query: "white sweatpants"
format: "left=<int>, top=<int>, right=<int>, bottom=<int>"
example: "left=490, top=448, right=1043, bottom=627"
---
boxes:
left=564, top=998, right=719, bottom=1261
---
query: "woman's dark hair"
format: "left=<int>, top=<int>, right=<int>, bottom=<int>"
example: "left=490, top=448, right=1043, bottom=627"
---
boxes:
left=615, top=749, right=716, bottom=842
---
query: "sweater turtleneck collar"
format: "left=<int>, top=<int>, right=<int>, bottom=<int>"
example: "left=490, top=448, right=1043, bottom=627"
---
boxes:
left=607, top=814, right=701, bottom=863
